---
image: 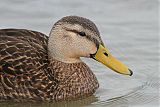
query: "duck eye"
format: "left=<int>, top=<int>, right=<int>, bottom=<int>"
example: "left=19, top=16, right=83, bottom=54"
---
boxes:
left=78, top=32, right=86, bottom=37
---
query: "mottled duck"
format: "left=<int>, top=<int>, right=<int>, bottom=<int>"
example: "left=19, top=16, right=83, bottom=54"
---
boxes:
left=0, top=16, right=132, bottom=102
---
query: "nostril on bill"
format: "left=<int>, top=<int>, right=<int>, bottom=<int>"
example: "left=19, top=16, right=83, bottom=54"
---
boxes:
left=103, top=52, right=108, bottom=57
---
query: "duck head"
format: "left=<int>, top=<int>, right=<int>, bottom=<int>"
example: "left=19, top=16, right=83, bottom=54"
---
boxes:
left=48, top=16, right=132, bottom=76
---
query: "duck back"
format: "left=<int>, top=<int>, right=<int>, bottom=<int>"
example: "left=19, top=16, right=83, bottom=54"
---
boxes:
left=0, top=29, right=50, bottom=101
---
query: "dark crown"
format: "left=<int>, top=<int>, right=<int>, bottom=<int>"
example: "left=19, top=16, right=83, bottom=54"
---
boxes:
left=54, top=16, right=100, bottom=36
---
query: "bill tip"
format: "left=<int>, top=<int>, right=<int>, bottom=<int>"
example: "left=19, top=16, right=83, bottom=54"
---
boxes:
left=129, top=69, right=133, bottom=76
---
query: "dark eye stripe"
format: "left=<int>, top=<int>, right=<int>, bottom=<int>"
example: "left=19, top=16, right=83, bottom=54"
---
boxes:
left=65, top=28, right=100, bottom=47
left=78, top=32, right=86, bottom=37
left=65, top=28, right=86, bottom=37
left=65, top=28, right=86, bottom=36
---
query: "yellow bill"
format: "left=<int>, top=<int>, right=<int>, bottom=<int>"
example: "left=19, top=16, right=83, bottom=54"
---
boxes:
left=91, top=44, right=133, bottom=76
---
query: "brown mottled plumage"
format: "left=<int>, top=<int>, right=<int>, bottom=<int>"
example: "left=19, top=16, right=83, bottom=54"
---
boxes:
left=0, top=16, right=100, bottom=102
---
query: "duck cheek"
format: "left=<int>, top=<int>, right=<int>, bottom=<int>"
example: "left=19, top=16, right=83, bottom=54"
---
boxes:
left=82, top=46, right=97, bottom=58
left=77, top=48, right=90, bottom=58
left=90, top=45, right=97, bottom=55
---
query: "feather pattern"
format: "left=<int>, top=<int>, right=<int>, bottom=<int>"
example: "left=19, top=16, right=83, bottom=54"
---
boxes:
left=0, top=29, right=99, bottom=102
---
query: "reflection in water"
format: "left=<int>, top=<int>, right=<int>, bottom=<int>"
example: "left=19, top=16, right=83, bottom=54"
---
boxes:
left=0, top=96, right=98, bottom=107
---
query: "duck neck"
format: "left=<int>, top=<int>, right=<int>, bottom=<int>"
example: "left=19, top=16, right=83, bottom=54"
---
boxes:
left=47, top=29, right=99, bottom=100
left=47, top=58, right=99, bottom=101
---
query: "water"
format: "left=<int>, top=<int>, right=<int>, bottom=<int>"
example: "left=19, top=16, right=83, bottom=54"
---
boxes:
left=0, top=0, right=159, bottom=107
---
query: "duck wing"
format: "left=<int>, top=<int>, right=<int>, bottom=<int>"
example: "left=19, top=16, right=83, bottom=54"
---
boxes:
left=0, top=29, right=48, bottom=75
